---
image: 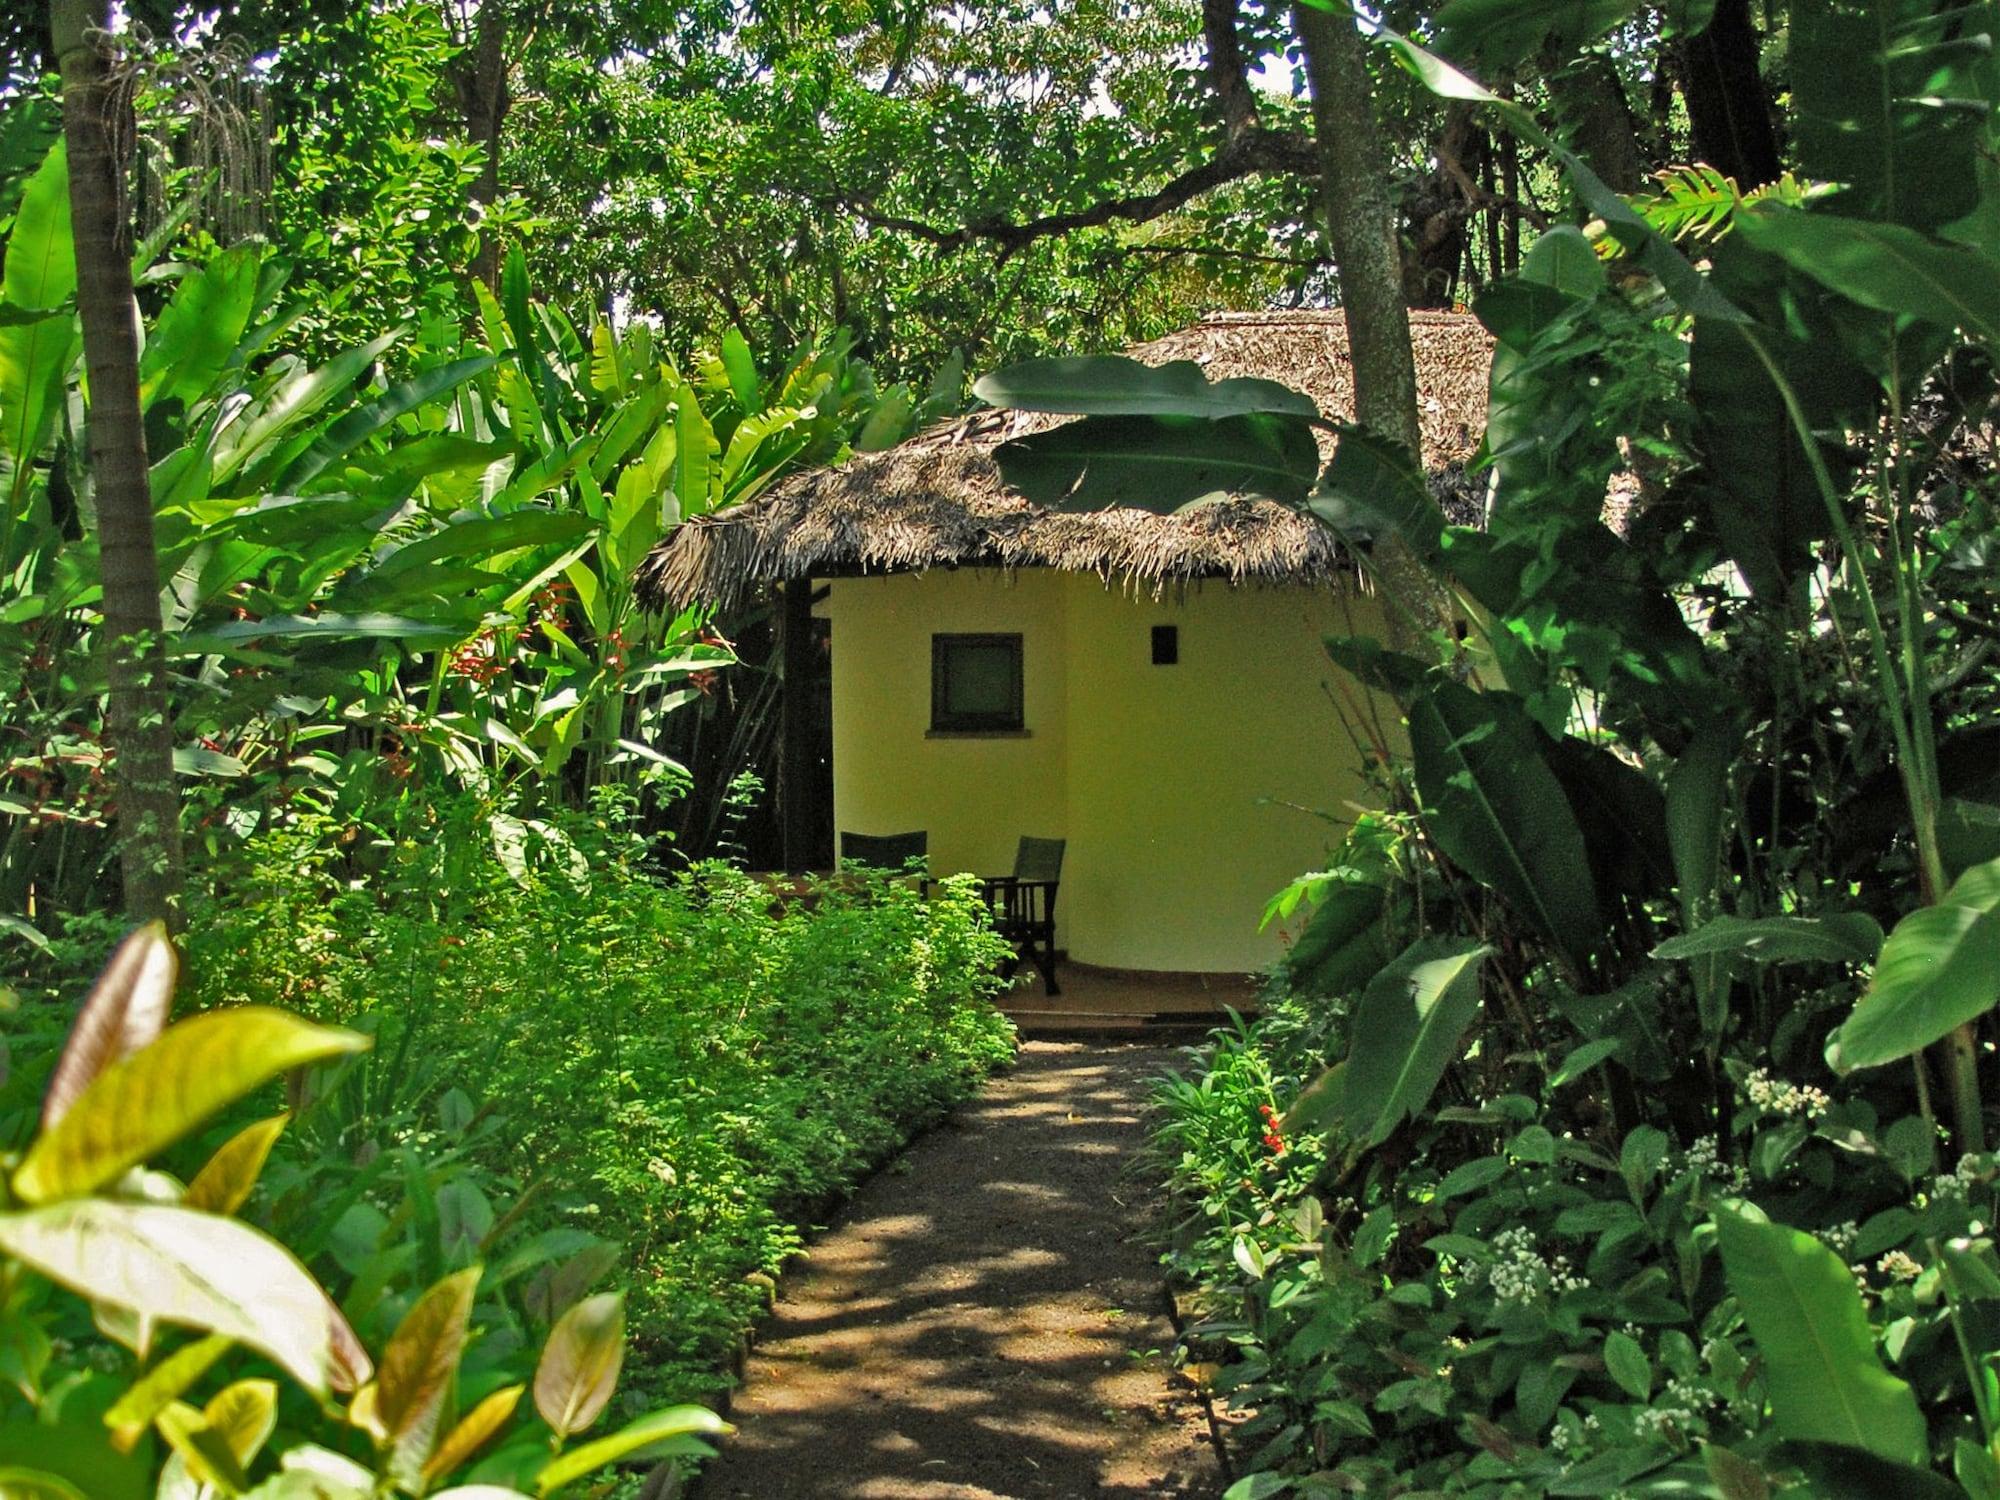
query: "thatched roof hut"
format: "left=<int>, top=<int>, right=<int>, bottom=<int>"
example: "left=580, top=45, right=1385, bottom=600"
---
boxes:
left=636, top=309, right=1494, bottom=612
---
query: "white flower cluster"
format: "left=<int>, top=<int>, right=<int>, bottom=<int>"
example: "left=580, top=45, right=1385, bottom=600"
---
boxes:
left=1681, top=1135, right=1751, bottom=1191
left=1482, top=1226, right=1590, bottom=1302
left=1934, top=1153, right=1987, bottom=1201
left=1487, top=1226, right=1544, bottom=1302
left=1548, top=1411, right=1601, bottom=1455
left=1633, top=1379, right=1715, bottom=1444
left=1820, top=1220, right=1859, bottom=1257
left=1875, top=1249, right=1922, bottom=1282
left=1743, top=1068, right=1830, bottom=1119
left=1550, top=1253, right=1590, bottom=1294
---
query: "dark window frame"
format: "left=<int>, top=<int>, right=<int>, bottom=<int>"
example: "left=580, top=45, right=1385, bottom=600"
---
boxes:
left=930, top=633, right=1025, bottom=733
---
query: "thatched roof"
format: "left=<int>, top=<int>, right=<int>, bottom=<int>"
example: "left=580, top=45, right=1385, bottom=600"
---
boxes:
left=636, top=310, right=1494, bottom=611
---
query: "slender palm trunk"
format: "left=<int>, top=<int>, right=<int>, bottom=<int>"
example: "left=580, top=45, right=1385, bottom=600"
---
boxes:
left=52, top=0, right=185, bottom=927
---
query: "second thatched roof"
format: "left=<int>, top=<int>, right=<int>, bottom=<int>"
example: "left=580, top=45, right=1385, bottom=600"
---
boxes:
left=636, top=309, right=1494, bottom=612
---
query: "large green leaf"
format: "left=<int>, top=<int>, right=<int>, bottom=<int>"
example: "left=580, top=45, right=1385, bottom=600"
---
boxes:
left=139, top=248, right=260, bottom=413
left=1687, top=239, right=1881, bottom=596
left=1939, top=799, right=2000, bottom=883
left=1307, top=427, right=1444, bottom=561
left=973, top=355, right=1318, bottom=421
left=1654, top=913, right=1884, bottom=968
left=1543, top=736, right=1673, bottom=913
left=210, top=329, right=404, bottom=484
left=1737, top=208, right=2000, bottom=346
left=0, top=1201, right=364, bottom=1395
left=532, top=1406, right=728, bottom=1496
left=994, top=412, right=1320, bottom=512
left=1829, top=856, right=2000, bottom=1073
left=719, top=325, right=761, bottom=412
left=1408, top=682, right=1604, bottom=967
left=0, top=142, right=76, bottom=484
left=1282, top=880, right=1398, bottom=999
left=1713, top=1201, right=1927, bottom=1463
left=13, top=1007, right=367, bottom=1204
left=669, top=385, right=714, bottom=515
left=1777, top=1443, right=1962, bottom=1500
left=534, top=1291, right=624, bottom=1439
left=1341, top=937, right=1492, bottom=1147
left=1665, top=720, right=1736, bottom=1039
left=378, top=1267, right=481, bottom=1482
left=277, top=354, right=500, bottom=492
left=1792, top=0, right=2000, bottom=232
left=350, top=511, right=595, bottom=594
left=175, top=611, right=471, bottom=654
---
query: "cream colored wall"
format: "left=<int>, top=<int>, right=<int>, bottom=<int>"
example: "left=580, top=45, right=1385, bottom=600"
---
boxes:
left=1059, top=578, right=1389, bottom=971
left=820, top=569, right=1395, bottom=974
left=821, top=570, right=1070, bottom=885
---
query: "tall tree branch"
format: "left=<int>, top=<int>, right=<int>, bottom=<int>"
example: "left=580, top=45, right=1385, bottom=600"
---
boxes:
left=822, top=125, right=1317, bottom=259
left=1203, top=0, right=1260, bottom=140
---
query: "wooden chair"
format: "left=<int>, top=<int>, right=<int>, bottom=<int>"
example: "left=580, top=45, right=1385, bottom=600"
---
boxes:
left=983, top=836, right=1065, bottom=995
left=838, top=830, right=929, bottom=872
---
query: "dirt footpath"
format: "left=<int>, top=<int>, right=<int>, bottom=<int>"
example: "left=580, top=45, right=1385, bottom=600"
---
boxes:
left=695, top=1042, right=1222, bottom=1500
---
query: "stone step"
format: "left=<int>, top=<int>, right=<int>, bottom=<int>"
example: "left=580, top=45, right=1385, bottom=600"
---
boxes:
left=999, top=1007, right=1245, bottom=1038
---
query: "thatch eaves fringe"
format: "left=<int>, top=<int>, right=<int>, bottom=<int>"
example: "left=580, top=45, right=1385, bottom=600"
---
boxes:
left=636, top=309, right=1494, bottom=612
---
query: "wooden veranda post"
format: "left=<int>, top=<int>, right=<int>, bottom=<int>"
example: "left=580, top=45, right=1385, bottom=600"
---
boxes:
left=778, top=577, right=815, bottom=873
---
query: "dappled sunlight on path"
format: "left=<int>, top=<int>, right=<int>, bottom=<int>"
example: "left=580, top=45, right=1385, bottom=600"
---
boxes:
left=696, top=1043, right=1221, bottom=1500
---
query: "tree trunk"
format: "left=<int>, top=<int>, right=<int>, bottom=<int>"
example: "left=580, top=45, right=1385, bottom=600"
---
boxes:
left=1291, top=0, right=1444, bottom=644
left=1548, top=54, right=1647, bottom=194
left=1680, top=0, right=1781, bottom=189
left=458, top=0, right=511, bottom=288
left=51, top=0, right=186, bottom=928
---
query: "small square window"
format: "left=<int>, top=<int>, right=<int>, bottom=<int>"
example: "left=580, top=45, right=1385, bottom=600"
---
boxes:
left=1151, top=625, right=1179, bottom=665
left=932, top=634, right=1024, bottom=732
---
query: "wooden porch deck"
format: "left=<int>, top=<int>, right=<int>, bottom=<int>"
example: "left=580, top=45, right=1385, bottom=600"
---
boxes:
left=996, top=963, right=1261, bottom=1037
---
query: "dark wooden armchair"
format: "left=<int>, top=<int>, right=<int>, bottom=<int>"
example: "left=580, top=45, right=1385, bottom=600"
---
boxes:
left=982, top=836, right=1065, bottom=995
left=838, top=830, right=929, bottom=872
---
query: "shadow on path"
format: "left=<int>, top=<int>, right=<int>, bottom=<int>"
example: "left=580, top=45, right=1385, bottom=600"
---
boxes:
left=695, top=1041, right=1221, bottom=1500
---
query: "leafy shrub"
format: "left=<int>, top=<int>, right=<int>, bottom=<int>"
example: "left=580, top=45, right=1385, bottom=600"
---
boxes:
left=1157, top=991, right=2000, bottom=1498
left=177, top=792, right=1017, bottom=1400
left=0, top=924, right=725, bottom=1499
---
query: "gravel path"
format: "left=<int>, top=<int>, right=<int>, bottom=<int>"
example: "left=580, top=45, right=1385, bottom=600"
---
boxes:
left=695, top=1041, right=1223, bottom=1500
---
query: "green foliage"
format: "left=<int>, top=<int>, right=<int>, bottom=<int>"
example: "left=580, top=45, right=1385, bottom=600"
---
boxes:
left=1139, top=6, right=2000, bottom=1497
left=1711, top=1201, right=1926, bottom=1463
left=174, top=793, right=1016, bottom=1398
left=0, top=923, right=732, bottom=1498
left=0, top=137, right=932, bottom=935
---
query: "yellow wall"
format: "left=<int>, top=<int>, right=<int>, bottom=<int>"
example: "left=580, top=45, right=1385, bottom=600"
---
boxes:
left=820, top=568, right=1395, bottom=974
left=822, top=570, right=1070, bottom=884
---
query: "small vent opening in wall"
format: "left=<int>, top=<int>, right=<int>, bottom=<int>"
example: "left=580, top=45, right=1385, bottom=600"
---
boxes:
left=1151, top=625, right=1178, bottom=665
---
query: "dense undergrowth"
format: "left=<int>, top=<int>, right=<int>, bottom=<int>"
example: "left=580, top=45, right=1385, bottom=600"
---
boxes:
left=189, top=799, right=1017, bottom=1401
left=0, top=800, right=1014, bottom=1493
